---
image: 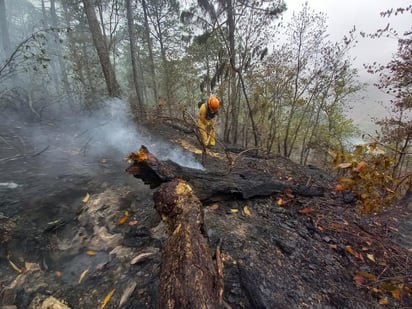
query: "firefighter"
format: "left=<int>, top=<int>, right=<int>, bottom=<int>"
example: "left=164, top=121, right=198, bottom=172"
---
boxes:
left=198, top=96, right=220, bottom=147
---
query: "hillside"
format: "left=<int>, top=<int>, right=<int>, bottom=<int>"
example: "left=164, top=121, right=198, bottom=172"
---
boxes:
left=0, top=119, right=411, bottom=309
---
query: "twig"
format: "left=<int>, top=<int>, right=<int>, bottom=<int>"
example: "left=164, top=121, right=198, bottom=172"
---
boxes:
left=32, top=145, right=50, bottom=157
left=0, top=145, right=49, bottom=163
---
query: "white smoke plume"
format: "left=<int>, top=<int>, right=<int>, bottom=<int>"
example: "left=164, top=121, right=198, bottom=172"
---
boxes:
left=71, top=98, right=204, bottom=170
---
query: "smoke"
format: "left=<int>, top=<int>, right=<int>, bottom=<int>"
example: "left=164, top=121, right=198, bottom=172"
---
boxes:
left=97, top=98, right=204, bottom=170
left=57, top=98, right=204, bottom=170
left=1, top=97, right=204, bottom=182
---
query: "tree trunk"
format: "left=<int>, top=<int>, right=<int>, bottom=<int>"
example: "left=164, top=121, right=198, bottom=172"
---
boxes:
left=41, top=0, right=60, bottom=93
left=126, top=146, right=324, bottom=202
left=50, top=0, right=71, bottom=96
left=226, top=0, right=239, bottom=145
left=82, top=0, right=121, bottom=97
left=141, top=0, right=158, bottom=107
left=0, top=0, right=11, bottom=56
left=61, top=1, right=91, bottom=95
left=126, top=0, right=145, bottom=119
left=154, top=178, right=223, bottom=309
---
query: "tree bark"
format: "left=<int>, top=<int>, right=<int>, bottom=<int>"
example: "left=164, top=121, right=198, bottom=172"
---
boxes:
left=153, top=178, right=223, bottom=309
left=82, top=0, right=121, bottom=97
left=126, top=0, right=145, bottom=119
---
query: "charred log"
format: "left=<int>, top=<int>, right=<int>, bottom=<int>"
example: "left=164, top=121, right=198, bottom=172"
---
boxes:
left=153, top=178, right=222, bottom=308
left=126, top=145, right=324, bottom=202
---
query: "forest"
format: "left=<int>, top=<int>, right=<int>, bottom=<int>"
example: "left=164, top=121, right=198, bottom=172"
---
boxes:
left=0, top=0, right=410, bottom=171
left=0, top=1, right=412, bottom=308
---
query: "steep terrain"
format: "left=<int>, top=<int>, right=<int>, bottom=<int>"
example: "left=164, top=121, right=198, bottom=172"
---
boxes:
left=0, top=117, right=411, bottom=309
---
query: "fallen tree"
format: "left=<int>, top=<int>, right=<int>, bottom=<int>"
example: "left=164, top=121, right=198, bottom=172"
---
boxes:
left=126, top=145, right=325, bottom=203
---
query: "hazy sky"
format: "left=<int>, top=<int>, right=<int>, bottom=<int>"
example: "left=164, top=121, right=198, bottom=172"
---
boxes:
left=283, top=0, right=411, bottom=133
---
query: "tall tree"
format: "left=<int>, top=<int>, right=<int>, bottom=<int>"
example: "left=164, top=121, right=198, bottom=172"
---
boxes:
left=141, top=0, right=158, bottom=107
left=145, top=0, right=181, bottom=116
left=126, top=0, right=145, bottom=119
left=50, top=0, right=71, bottom=96
left=82, top=0, right=121, bottom=97
left=0, top=0, right=11, bottom=56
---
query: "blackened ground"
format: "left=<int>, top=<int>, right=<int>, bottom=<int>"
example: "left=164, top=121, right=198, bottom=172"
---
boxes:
left=0, top=118, right=411, bottom=309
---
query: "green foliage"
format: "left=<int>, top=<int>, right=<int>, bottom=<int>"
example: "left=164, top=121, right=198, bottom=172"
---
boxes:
left=332, top=144, right=400, bottom=213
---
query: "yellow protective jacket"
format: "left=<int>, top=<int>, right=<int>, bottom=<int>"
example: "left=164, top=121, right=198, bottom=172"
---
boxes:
left=197, top=103, right=217, bottom=146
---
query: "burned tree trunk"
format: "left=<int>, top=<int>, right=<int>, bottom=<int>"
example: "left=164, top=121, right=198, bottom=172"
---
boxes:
left=154, top=179, right=223, bottom=308
left=126, top=145, right=324, bottom=203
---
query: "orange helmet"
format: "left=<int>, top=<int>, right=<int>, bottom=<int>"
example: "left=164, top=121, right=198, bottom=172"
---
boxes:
left=208, top=96, right=220, bottom=111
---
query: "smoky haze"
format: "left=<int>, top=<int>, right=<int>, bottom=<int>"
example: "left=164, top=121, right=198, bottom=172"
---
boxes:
left=3, top=98, right=204, bottom=173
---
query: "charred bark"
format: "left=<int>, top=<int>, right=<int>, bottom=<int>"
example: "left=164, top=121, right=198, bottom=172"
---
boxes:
left=126, top=145, right=324, bottom=202
left=154, top=178, right=222, bottom=308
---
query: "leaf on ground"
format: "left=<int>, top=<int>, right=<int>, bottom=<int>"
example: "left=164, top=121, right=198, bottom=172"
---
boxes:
left=47, top=218, right=63, bottom=225
left=230, top=209, right=239, bottom=213
left=173, top=223, right=182, bottom=235
left=209, top=203, right=219, bottom=210
left=366, top=253, right=375, bottom=262
left=353, top=275, right=366, bottom=286
left=82, top=192, right=90, bottom=203
left=298, top=207, right=314, bottom=214
left=329, top=222, right=344, bottom=230
left=380, top=282, right=399, bottom=292
left=130, top=252, right=155, bottom=265
left=116, top=211, right=129, bottom=225
left=404, top=285, right=412, bottom=294
left=354, top=160, right=367, bottom=172
left=128, top=220, right=138, bottom=226
left=86, top=250, right=97, bottom=256
left=243, top=206, right=252, bottom=217
left=391, top=288, right=401, bottom=300
left=335, top=183, right=345, bottom=192
left=378, top=297, right=388, bottom=305
left=24, top=262, right=40, bottom=271
left=277, top=198, right=284, bottom=206
left=119, top=281, right=137, bottom=308
left=7, top=255, right=23, bottom=273
left=100, top=288, right=116, bottom=309
left=345, top=245, right=363, bottom=260
left=55, top=271, right=62, bottom=277
left=355, top=270, right=376, bottom=281
left=338, top=162, right=352, bottom=169
left=78, top=268, right=89, bottom=283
